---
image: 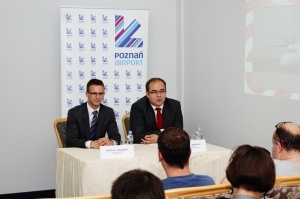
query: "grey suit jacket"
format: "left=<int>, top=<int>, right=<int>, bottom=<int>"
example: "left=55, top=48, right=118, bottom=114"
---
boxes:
left=66, top=102, right=121, bottom=148
left=130, top=96, right=183, bottom=143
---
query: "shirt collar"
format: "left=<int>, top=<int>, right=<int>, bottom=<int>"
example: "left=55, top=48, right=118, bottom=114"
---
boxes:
left=151, top=104, right=164, bottom=111
left=87, top=103, right=100, bottom=115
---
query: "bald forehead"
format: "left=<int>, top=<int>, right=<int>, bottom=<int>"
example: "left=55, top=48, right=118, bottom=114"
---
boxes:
left=282, top=123, right=300, bottom=135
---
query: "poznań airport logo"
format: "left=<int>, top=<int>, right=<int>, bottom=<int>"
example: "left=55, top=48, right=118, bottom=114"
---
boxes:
left=115, top=15, right=143, bottom=48
left=114, top=15, right=144, bottom=66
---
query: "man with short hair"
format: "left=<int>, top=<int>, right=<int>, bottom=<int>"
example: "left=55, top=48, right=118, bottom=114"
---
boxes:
left=130, top=77, right=183, bottom=144
left=158, top=127, right=215, bottom=190
left=111, top=169, right=168, bottom=199
left=66, top=79, right=120, bottom=149
left=272, top=121, right=300, bottom=176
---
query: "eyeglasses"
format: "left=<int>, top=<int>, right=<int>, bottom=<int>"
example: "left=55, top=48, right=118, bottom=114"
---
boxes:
left=148, top=90, right=166, bottom=95
left=88, top=92, right=105, bottom=96
left=275, top=121, right=292, bottom=128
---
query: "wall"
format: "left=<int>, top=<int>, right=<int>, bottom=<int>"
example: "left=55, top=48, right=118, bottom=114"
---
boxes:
left=0, top=0, right=181, bottom=194
left=183, top=0, right=300, bottom=151
left=3, top=0, right=295, bottom=194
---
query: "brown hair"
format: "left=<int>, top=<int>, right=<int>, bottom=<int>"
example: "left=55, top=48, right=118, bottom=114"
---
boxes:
left=273, top=125, right=300, bottom=151
left=145, top=77, right=166, bottom=92
left=226, top=144, right=275, bottom=193
left=86, top=79, right=104, bottom=92
left=158, top=127, right=190, bottom=169
left=111, top=169, right=165, bottom=199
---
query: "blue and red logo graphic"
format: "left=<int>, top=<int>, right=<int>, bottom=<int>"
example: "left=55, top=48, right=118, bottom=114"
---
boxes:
left=115, top=15, right=143, bottom=48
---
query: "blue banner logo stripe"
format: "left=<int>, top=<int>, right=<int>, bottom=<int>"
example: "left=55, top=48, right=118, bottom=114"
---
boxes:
left=115, top=15, right=143, bottom=48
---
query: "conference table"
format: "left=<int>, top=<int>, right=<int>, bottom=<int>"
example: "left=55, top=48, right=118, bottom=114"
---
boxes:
left=56, top=143, right=232, bottom=197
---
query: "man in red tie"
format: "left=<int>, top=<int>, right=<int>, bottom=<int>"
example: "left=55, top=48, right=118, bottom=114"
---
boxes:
left=130, top=77, right=183, bottom=144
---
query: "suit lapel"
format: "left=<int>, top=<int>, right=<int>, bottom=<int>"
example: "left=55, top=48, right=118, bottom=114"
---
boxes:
left=162, top=98, right=169, bottom=127
left=146, top=101, right=156, bottom=127
left=96, top=104, right=104, bottom=138
left=82, top=103, right=90, bottom=139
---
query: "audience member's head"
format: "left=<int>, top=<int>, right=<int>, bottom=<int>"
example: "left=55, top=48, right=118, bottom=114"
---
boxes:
left=226, top=144, right=275, bottom=198
left=158, top=127, right=190, bottom=169
left=272, top=121, right=300, bottom=159
left=111, top=169, right=166, bottom=199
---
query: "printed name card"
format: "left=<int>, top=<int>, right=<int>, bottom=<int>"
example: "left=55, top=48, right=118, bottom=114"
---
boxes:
left=100, top=145, right=134, bottom=159
left=190, top=139, right=207, bottom=152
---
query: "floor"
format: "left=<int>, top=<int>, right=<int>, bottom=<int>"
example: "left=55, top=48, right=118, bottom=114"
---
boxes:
left=0, top=189, right=55, bottom=199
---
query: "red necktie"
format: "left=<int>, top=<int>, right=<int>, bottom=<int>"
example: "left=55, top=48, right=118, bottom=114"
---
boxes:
left=156, top=108, right=163, bottom=129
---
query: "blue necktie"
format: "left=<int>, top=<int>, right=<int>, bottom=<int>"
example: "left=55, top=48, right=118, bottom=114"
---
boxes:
left=90, top=110, right=98, bottom=140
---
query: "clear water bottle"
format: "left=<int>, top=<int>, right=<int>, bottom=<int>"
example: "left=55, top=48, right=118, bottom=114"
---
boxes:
left=127, top=130, right=134, bottom=144
left=195, top=126, right=203, bottom=140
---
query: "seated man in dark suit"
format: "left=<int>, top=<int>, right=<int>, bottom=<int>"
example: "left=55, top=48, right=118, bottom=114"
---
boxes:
left=158, top=127, right=215, bottom=190
left=66, top=79, right=120, bottom=149
left=130, top=77, right=183, bottom=144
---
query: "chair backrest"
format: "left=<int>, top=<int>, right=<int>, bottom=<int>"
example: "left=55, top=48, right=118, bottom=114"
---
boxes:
left=53, top=118, right=67, bottom=148
left=165, top=175, right=300, bottom=199
left=41, top=175, right=300, bottom=199
left=121, top=114, right=130, bottom=138
left=165, top=183, right=232, bottom=199
left=40, top=194, right=111, bottom=199
left=267, top=175, right=300, bottom=199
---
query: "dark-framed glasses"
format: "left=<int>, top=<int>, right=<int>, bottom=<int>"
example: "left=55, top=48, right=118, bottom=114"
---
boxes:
left=148, top=90, right=166, bottom=95
left=275, top=121, right=292, bottom=128
left=88, top=92, right=105, bottom=96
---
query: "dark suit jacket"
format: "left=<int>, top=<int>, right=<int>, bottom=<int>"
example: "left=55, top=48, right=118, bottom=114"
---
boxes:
left=66, top=102, right=121, bottom=148
left=130, top=96, right=183, bottom=143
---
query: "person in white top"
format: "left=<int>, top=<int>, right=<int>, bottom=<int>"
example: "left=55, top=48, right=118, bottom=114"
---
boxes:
left=272, top=121, right=300, bottom=176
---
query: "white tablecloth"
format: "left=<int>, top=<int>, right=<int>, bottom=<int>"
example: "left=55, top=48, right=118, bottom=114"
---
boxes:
left=56, top=143, right=232, bottom=197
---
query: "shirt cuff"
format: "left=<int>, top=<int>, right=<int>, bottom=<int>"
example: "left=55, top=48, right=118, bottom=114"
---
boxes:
left=85, top=141, right=92, bottom=148
left=110, top=140, right=117, bottom=145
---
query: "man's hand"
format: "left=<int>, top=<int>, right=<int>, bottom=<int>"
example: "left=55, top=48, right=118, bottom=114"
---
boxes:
left=97, top=138, right=114, bottom=146
left=90, top=140, right=100, bottom=149
left=141, top=134, right=158, bottom=144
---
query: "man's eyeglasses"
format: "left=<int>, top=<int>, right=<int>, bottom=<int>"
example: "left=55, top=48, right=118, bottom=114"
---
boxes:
left=148, top=90, right=166, bottom=95
left=88, top=92, right=105, bottom=96
left=275, top=121, right=292, bottom=128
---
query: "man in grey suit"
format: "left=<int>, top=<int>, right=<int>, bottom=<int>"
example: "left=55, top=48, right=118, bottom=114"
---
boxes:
left=130, top=77, right=183, bottom=144
left=66, top=79, right=121, bottom=149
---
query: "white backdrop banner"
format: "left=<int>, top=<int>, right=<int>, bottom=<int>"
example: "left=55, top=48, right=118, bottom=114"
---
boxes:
left=60, top=7, right=148, bottom=138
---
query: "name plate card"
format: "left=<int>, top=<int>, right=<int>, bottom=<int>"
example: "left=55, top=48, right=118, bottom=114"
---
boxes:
left=190, top=139, right=207, bottom=152
left=100, top=145, right=134, bottom=159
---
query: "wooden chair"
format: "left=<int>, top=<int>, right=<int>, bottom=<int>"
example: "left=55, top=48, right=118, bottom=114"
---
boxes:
left=267, top=175, right=300, bottom=198
left=165, top=175, right=300, bottom=199
left=165, top=183, right=232, bottom=199
left=40, top=175, right=300, bottom=199
left=53, top=118, right=67, bottom=148
left=40, top=194, right=111, bottom=199
left=121, top=113, right=130, bottom=138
